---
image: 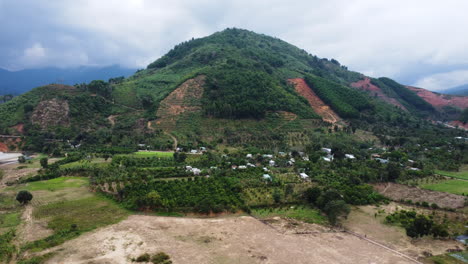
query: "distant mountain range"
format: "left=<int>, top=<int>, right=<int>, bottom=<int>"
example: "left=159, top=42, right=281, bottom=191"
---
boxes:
left=440, top=84, right=468, bottom=96
left=0, top=65, right=137, bottom=95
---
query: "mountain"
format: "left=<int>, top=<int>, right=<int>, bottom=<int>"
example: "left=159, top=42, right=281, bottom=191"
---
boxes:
left=440, top=84, right=468, bottom=96
left=0, top=65, right=137, bottom=95
left=0, top=28, right=464, bottom=151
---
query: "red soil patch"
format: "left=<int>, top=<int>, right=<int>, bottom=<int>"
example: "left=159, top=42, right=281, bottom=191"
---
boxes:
left=351, top=77, right=407, bottom=111
left=12, top=123, right=24, bottom=134
left=288, top=78, right=341, bottom=124
left=0, top=142, right=8, bottom=152
left=406, top=86, right=468, bottom=109
left=449, top=120, right=468, bottom=130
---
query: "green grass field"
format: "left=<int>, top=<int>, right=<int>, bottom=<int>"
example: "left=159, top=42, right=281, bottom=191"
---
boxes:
left=133, top=151, right=174, bottom=158
left=12, top=177, right=88, bottom=192
left=60, top=158, right=109, bottom=169
left=421, top=179, right=468, bottom=195
left=436, top=168, right=468, bottom=180
left=428, top=251, right=468, bottom=264
left=17, top=177, right=129, bottom=254
left=34, top=195, right=128, bottom=232
left=251, top=206, right=327, bottom=225
left=0, top=212, right=20, bottom=229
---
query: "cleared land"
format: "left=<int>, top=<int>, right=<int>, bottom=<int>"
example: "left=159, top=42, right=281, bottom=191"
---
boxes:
left=342, top=204, right=462, bottom=260
left=45, top=215, right=414, bottom=264
left=373, top=183, right=466, bottom=208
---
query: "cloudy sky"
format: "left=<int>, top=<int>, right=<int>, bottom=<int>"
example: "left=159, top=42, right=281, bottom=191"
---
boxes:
left=1, top=0, right=468, bottom=91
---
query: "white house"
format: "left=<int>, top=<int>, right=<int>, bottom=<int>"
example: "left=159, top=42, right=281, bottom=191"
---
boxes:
left=375, top=158, right=389, bottom=164
left=238, top=165, right=247, bottom=169
left=262, top=174, right=272, bottom=181
left=247, top=163, right=256, bottom=167
left=190, top=149, right=198, bottom=154
left=299, top=173, right=309, bottom=179
left=322, top=157, right=332, bottom=162
left=263, top=167, right=269, bottom=172
left=246, top=153, right=253, bottom=158
left=345, top=154, right=356, bottom=159
left=263, top=154, right=273, bottom=159
left=192, top=168, right=201, bottom=175
left=321, top=148, right=332, bottom=154
left=269, top=160, right=276, bottom=166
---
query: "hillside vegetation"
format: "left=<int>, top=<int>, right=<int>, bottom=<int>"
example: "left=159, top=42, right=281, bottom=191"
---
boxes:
left=0, top=28, right=464, bottom=152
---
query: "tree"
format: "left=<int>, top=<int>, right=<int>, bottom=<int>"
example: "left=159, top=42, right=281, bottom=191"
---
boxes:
left=18, top=156, right=26, bottom=163
left=323, top=200, right=350, bottom=226
left=304, top=187, right=321, bottom=204
left=386, top=162, right=401, bottom=182
left=40, top=157, right=48, bottom=169
left=173, top=152, right=187, bottom=163
left=273, top=189, right=282, bottom=203
left=146, top=191, right=162, bottom=208
left=16, top=190, right=33, bottom=205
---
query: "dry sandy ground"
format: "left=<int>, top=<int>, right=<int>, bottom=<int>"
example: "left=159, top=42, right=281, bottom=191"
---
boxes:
left=343, top=204, right=462, bottom=260
left=45, top=215, right=414, bottom=264
left=0, top=164, right=38, bottom=187
left=373, top=183, right=465, bottom=209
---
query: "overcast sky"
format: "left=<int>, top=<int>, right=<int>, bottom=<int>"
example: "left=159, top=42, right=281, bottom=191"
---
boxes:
left=1, top=0, right=468, bottom=91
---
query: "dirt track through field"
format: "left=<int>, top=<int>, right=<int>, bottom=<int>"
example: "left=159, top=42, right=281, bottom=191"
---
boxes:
left=44, top=215, right=414, bottom=264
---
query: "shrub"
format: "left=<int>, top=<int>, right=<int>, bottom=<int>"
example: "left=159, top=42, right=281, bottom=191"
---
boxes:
left=136, top=253, right=151, bottom=262
left=151, top=252, right=172, bottom=264
left=16, top=190, right=33, bottom=205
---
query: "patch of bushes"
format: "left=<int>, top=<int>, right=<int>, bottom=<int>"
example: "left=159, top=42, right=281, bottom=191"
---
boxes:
left=385, top=210, right=449, bottom=238
left=134, top=252, right=172, bottom=264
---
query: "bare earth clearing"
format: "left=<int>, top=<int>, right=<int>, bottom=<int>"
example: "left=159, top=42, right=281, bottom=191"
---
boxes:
left=343, top=204, right=462, bottom=260
left=373, top=183, right=465, bottom=209
left=45, top=215, right=414, bottom=264
left=289, top=78, right=341, bottom=124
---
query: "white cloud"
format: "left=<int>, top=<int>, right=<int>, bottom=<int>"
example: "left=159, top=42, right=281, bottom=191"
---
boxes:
left=22, top=43, right=46, bottom=64
left=414, top=70, right=468, bottom=91
left=1, top=0, right=468, bottom=90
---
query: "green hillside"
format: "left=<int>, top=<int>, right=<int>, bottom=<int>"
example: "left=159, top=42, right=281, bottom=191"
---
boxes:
left=0, top=28, right=456, bottom=152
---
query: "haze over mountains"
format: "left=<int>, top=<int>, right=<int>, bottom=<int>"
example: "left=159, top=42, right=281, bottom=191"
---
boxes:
left=0, top=65, right=136, bottom=95
left=441, top=84, right=468, bottom=96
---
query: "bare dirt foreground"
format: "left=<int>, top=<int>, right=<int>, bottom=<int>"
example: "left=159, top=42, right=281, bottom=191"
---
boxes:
left=45, top=215, right=413, bottom=264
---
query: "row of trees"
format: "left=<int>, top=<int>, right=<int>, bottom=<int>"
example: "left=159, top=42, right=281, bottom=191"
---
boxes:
left=304, top=75, right=372, bottom=118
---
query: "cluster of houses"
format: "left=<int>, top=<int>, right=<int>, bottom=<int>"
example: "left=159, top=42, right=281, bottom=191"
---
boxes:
left=320, top=148, right=355, bottom=162
left=176, top=147, right=207, bottom=154
left=181, top=145, right=425, bottom=181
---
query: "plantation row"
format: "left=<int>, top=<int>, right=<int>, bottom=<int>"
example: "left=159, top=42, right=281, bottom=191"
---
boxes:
left=304, top=74, right=373, bottom=118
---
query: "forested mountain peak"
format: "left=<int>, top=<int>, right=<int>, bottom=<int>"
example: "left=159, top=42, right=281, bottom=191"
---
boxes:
left=0, top=28, right=466, bottom=151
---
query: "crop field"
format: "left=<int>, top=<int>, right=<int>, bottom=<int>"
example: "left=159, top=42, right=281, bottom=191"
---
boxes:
left=9, top=176, right=88, bottom=191
left=436, top=165, right=468, bottom=180
left=133, top=151, right=175, bottom=158
left=421, top=179, right=468, bottom=195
